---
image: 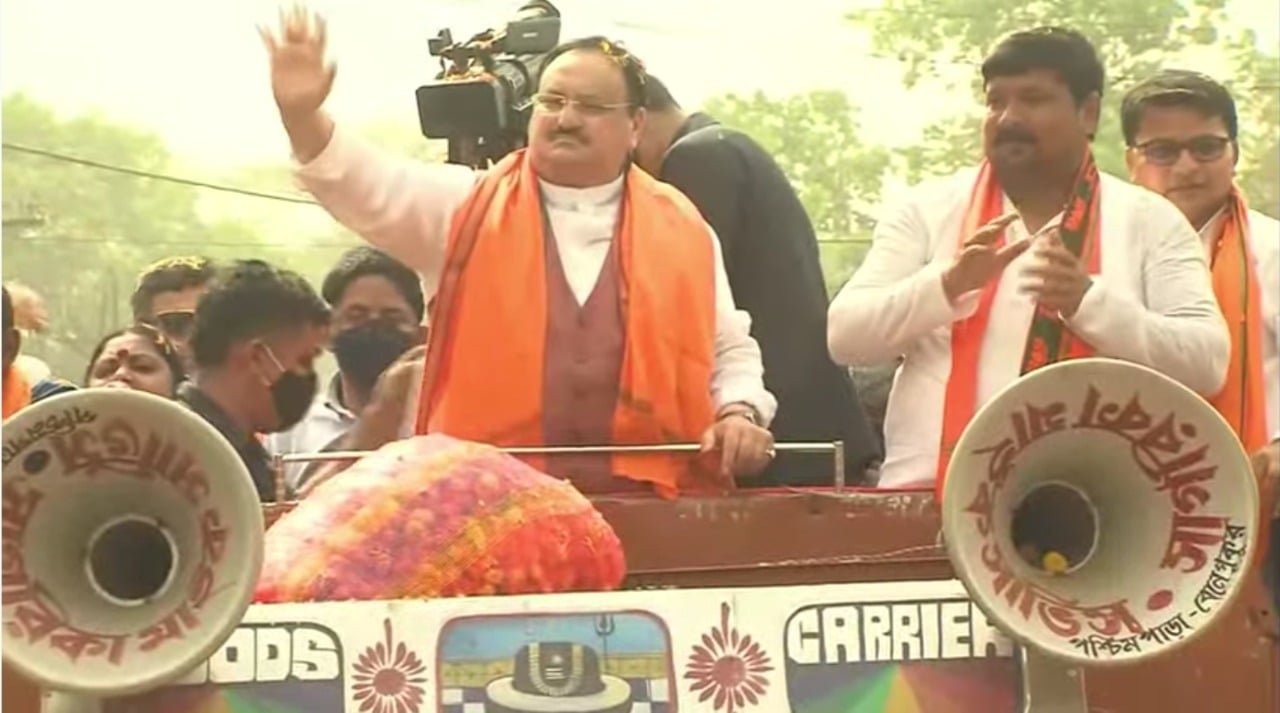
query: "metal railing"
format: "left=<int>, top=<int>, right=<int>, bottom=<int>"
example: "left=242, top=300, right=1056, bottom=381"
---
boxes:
left=272, top=440, right=846, bottom=502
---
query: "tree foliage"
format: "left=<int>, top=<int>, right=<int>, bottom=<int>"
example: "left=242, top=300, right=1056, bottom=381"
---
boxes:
left=4, top=0, right=1274, bottom=380
left=701, top=90, right=889, bottom=292
left=849, top=0, right=1279, bottom=215
left=704, top=90, right=890, bottom=238
left=1, top=94, right=459, bottom=380
left=1, top=93, right=268, bottom=379
left=1222, top=27, right=1280, bottom=213
left=209, top=117, right=451, bottom=289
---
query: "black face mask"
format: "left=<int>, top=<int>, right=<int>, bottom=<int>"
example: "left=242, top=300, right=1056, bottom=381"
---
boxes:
left=270, top=368, right=317, bottom=432
left=330, top=320, right=417, bottom=396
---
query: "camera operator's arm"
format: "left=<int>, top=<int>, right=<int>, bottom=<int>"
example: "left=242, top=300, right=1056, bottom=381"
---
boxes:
left=262, top=7, right=476, bottom=289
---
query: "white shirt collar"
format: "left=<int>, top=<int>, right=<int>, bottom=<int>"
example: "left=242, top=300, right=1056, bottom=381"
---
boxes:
left=1196, top=204, right=1230, bottom=240
left=538, top=173, right=625, bottom=210
left=322, top=374, right=355, bottom=420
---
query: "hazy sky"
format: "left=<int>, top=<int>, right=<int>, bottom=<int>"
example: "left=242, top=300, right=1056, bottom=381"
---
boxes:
left=1, top=0, right=1275, bottom=169
left=0, top=0, right=889, bottom=165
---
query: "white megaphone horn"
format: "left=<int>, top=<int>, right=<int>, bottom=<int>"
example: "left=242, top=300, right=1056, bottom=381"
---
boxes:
left=1, top=389, right=264, bottom=712
left=941, top=358, right=1260, bottom=712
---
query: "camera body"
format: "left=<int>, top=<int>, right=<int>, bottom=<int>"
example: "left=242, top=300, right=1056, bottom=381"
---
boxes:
left=417, top=1, right=561, bottom=167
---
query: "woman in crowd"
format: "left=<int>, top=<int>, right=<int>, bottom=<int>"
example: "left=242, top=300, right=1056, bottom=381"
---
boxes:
left=84, top=323, right=185, bottom=399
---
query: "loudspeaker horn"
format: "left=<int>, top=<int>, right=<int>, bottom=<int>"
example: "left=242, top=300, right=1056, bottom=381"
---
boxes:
left=2, top=389, right=264, bottom=700
left=941, top=357, right=1259, bottom=667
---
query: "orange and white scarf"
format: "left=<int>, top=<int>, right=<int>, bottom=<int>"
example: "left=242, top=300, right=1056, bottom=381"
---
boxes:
left=414, top=150, right=721, bottom=498
left=935, top=153, right=1102, bottom=497
left=1206, top=188, right=1267, bottom=453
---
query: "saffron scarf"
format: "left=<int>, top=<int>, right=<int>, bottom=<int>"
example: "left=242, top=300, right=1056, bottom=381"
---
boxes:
left=2, top=364, right=30, bottom=420
left=414, top=150, right=719, bottom=498
left=1207, top=188, right=1267, bottom=453
left=936, top=153, right=1103, bottom=496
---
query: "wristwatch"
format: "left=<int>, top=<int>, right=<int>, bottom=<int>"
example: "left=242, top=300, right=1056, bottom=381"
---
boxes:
left=718, top=404, right=762, bottom=426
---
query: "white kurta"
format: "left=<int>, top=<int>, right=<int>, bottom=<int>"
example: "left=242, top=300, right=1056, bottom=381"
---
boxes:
left=828, top=168, right=1230, bottom=489
left=294, top=126, right=777, bottom=425
left=264, top=374, right=355, bottom=490
left=1198, top=207, right=1280, bottom=439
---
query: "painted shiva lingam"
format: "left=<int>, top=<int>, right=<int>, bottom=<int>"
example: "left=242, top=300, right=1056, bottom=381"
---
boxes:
left=485, top=642, right=633, bottom=713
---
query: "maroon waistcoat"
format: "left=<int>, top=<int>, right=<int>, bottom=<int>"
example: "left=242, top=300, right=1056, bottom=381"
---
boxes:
left=540, top=231, right=647, bottom=494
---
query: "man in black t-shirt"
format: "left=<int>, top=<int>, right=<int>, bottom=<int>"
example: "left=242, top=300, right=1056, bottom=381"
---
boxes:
left=634, top=77, right=881, bottom=485
left=181, top=260, right=330, bottom=501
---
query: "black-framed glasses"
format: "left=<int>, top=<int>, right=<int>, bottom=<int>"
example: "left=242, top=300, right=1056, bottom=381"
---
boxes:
left=1133, top=135, right=1232, bottom=166
left=143, top=310, right=196, bottom=341
left=532, top=93, right=631, bottom=117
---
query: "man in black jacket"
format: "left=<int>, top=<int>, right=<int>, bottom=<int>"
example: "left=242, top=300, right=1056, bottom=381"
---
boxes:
left=634, top=76, right=880, bottom=485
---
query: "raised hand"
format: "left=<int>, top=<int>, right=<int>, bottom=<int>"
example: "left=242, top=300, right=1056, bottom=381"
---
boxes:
left=941, top=212, right=1029, bottom=303
left=259, top=5, right=336, bottom=120
left=298, top=346, right=426, bottom=498
left=1018, top=230, right=1093, bottom=318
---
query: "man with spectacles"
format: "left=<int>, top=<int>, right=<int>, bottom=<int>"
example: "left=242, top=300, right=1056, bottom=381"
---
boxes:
left=827, top=28, right=1229, bottom=491
left=131, top=256, right=218, bottom=372
left=261, top=8, right=777, bottom=497
left=1123, top=70, right=1280, bottom=646
left=1122, top=69, right=1278, bottom=454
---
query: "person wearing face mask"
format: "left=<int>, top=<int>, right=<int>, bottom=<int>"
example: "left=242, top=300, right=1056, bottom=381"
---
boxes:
left=180, top=259, right=330, bottom=501
left=263, top=9, right=778, bottom=498
left=267, top=247, right=425, bottom=490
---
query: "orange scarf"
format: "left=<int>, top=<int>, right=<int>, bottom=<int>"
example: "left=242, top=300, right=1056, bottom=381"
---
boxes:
left=936, top=156, right=1102, bottom=497
left=2, top=364, right=30, bottom=420
left=1207, top=189, right=1268, bottom=453
left=415, top=151, right=718, bottom=498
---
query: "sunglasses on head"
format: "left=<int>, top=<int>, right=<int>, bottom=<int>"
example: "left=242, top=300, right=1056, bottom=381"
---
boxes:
left=131, top=321, right=181, bottom=358
left=144, top=310, right=196, bottom=341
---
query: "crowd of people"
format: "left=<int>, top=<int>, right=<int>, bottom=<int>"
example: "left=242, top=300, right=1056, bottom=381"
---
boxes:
left=1, top=14, right=1276, bottom=577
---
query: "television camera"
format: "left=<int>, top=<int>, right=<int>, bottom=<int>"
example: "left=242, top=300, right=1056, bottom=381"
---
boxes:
left=416, top=0, right=561, bottom=168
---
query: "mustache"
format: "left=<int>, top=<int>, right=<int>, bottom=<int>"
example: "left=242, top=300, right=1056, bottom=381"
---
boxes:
left=995, top=127, right=1037, bottom=144
left=552, top=130, right=586, bottom=143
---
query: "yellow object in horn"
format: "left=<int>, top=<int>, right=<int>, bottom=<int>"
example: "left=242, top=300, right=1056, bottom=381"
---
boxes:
left=1042, top=551, right=1069, bottom=575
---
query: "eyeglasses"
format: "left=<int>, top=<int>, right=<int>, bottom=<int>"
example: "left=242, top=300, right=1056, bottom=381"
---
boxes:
left=143, top=310, right=196, bottom=341
left=532, top=93, right=632, bottom=117
left=1133, top=136, right=1232, bottom=166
